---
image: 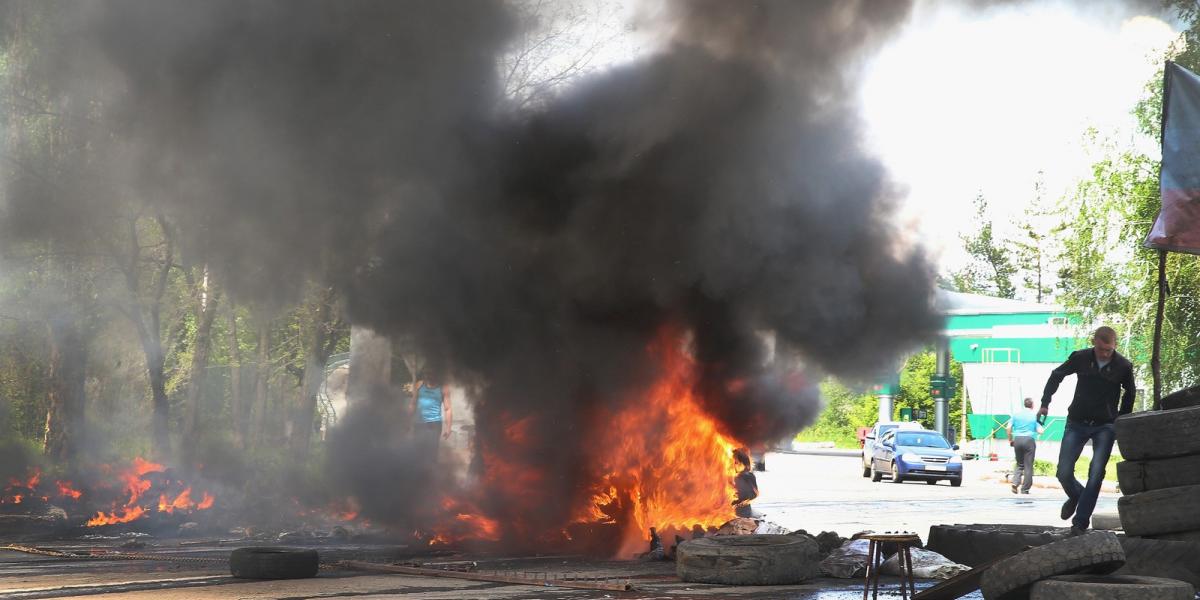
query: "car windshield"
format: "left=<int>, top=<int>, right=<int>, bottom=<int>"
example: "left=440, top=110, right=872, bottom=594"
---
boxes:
left=895, top=432, right=950, bottom=449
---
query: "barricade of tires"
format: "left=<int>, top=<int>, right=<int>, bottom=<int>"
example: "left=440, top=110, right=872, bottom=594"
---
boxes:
left=1114, top=402, right=1200, bottom=539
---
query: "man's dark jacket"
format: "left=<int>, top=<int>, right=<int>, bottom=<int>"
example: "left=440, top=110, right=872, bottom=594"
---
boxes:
left=1041, top=349, right=1136, bottom=424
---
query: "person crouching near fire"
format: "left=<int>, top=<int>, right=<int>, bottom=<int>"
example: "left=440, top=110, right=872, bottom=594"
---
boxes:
left=732, top=447, right=759, bottom=518
left=1039, top=325, right=1135, bottom=535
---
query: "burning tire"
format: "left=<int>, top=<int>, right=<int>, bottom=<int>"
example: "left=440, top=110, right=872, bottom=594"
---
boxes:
left=230, top=547, right=319, bottom=579
left=978, top=531, right=1125, bottom=600
left=1029, top=574, right=1194, bottom=600
left=1118, top=484, right=1200, bottom=537
left=676, top=534, right=819, bottom=585
left=1115, top=406, right=1200, bottom=461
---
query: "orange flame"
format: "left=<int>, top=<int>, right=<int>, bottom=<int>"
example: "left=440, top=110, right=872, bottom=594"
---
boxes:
left=576, top=332, right=741, bottom=556
left=425, top=329, right=742, bottom=554
left=85, top=458, right=215, bottom=526
left=56, top=480, right=83, bottom=500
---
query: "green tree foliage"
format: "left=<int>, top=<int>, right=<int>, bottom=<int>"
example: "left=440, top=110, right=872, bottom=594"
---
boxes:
left=798, top=349, right=966, bottom=448
left=953, top=195, right=1017, bottom=299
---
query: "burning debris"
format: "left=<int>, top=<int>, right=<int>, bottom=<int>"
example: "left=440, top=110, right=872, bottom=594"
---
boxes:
left=2, top=0, right=940, bottom=553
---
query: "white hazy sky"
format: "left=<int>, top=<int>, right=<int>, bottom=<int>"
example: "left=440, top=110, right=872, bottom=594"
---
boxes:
left=538, top=0, right=1182, bottom=274
left=859, top=1, right=1180, bottom=272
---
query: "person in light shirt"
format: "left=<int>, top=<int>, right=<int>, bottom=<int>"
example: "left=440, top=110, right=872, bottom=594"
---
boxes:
left=1006, top=397, right=1043, bottom=495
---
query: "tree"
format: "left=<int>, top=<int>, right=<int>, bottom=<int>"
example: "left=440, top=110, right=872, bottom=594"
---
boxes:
left=1011, top=177, right=1059, bottom=303
left=952, top=195, right=1017, bottom=299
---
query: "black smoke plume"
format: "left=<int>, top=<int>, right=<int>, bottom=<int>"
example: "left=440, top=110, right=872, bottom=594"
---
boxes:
left=3, top=0, right=942, bottom=541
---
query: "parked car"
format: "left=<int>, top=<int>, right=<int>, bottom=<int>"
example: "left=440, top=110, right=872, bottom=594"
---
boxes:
left=870, top=429, right=962, bottom=486
left=860, top=421, right=923, bottom=477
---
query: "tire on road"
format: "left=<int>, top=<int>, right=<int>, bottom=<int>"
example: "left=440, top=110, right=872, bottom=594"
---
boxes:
left=891, top=462, right=904, bottom=484
left=871, top=463, right=883, bottom=482
left=1161, top=385, right=1200, bottom=410
left=1030, top=574, right=1194, bottom=600
left=1118, top=484, right=1200, bottom=537
left=676, top=534, right=819, bottom=585
left=927, top=524, right=1068, bottom=568
left=1116, top=407, right=1200, bottom=461
left=230, top=547, right=319, bottom=580
left=1116, top=455, right=1200, bottom=495
left=979, top=531, right=1125, bottom=600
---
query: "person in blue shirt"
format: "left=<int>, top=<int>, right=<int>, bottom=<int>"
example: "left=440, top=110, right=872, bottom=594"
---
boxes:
left=410, top=369, right=452, bottom=451
left=1006, top=397, right=1044, bottom=495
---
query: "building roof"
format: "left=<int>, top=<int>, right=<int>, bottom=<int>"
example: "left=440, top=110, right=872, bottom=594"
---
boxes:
left=937, top=289, right=1064, bottom=316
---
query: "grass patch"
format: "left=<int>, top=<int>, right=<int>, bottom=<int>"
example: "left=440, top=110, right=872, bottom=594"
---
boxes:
left=793, top=427, right=860, bottom=449
left=1031, top=455, right=1119, bottom=482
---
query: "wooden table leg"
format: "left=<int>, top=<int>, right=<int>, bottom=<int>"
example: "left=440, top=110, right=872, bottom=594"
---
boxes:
left=905, top=546, right=917, bottom=598
left=862, top=540, right=874, bottom=600
left=872, top=541, right=881, bottom=599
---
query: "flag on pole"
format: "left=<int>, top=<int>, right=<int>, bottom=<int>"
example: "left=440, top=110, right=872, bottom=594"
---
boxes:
left=1147, top=62, right=1200, bottom=254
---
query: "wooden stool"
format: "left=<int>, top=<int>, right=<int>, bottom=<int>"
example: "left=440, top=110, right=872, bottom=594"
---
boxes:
left=861, top=532, right=920, bottom=600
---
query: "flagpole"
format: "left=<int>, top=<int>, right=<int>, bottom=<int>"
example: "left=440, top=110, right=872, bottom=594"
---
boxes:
left=1152, top=248, right=1167, bottom=410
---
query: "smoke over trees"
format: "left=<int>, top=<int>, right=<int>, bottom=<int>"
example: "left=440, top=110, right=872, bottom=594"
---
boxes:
left=0, top=0, right=943, bottom=535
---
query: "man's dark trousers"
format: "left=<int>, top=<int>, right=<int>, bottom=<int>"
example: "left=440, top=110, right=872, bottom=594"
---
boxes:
left=1012, top=436, right=1037, bottom=493
left=1057, top=420, right=1116, bottom=530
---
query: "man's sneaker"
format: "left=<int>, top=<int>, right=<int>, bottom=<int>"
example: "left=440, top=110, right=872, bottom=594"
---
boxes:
left=1011, top=484, right=1018, bottom=494
left=1061, top=497, right=1078, bottom=520
left=1069, top=526, right=1087, bottom=537
left=1020, top=490, right=1030, bottom=495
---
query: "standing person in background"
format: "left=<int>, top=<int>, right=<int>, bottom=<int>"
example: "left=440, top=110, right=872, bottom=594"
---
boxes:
left=732, top=447, right=759, bottom=518
left=1007, top=397, right=1043, bottom=495
left=410, top=369, right=452, bottom=453
left=1040, top=326, right=1135, bottom=535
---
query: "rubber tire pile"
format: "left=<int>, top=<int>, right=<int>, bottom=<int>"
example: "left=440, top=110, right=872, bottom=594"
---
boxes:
left=979, top=531, right=1191, bottom=600
left=1115, top=389, right=1200, bottom=541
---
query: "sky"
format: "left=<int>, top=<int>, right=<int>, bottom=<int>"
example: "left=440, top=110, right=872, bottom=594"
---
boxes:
left=859, top=1, right=1181, bottom=273
left=520, top=0, right=1183, bottom=279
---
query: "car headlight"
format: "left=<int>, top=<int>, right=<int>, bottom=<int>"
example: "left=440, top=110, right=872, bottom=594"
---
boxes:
left=900, top=453, right=922, bottom=463
left=948, top=455, right=962, bottom=464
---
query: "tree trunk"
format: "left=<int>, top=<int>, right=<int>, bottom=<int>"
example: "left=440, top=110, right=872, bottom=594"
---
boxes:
left=253, top=319, right=270, bottom=447
left=143, top=333, right=170, bottom=458
left=182, top=272, right=220, bottom=462
left=291, top=288, right=337, bottom=457
left=227, top=304, right=245, bottom=449
left=43, top=318, right=86, bottom=465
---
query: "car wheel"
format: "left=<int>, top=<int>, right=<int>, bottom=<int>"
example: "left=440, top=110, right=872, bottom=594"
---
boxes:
left=891, top=462, right=904, bottom=484
left=871, top=463, right=882, bottom=482
left=950, top=478, right=962, bottom=487
left=862, top=462, right=871, bottom=478
left=926, top=480, right=938, bottom=485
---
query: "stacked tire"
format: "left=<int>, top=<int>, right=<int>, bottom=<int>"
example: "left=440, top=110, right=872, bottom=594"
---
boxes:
left=1109, top=391, right=1200, bottom=590
left=1114, top=401, right=1200, bottom=539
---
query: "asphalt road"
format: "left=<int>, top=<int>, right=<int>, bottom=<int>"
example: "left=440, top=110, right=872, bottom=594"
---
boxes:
left=753, top=452, right=1119, bottom=539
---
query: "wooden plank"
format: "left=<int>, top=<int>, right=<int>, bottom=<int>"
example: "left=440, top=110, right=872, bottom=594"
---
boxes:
left=912, top=553, right=1010, bottom=600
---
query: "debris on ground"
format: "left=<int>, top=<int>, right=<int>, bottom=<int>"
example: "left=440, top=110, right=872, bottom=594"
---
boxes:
left=819, top=538, right=871, bottom=578
left=789, top=528, right=847, bottom=557
left=712, top=516, right=789, bottom=536
left=880, top=547, right=969, bottom=580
